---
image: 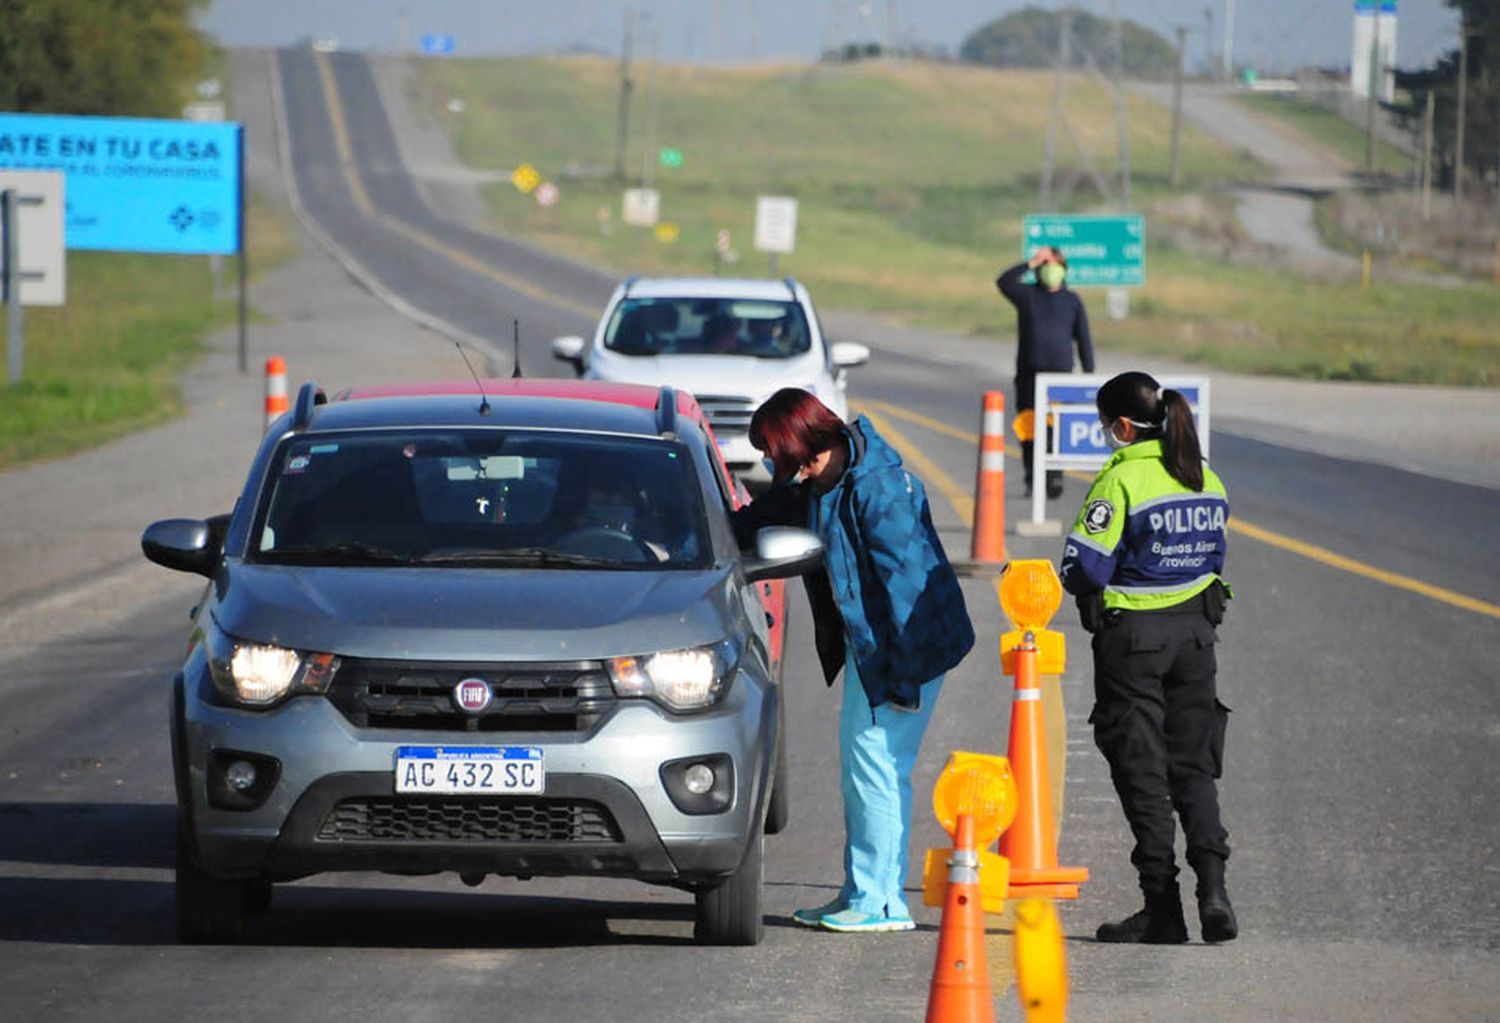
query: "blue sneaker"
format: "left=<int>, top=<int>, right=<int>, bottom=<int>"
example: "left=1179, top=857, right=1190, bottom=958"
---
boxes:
left=792, top=896, right=847, bottom=928
left=819, top=908, right=916, bottom=933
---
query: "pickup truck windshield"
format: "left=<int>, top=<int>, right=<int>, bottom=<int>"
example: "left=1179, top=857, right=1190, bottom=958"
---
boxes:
left=603, top=297, right=812, bottom=358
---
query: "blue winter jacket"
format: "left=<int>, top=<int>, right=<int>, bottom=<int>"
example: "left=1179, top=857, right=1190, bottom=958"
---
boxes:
left=734, top=417, right=975, bottom=708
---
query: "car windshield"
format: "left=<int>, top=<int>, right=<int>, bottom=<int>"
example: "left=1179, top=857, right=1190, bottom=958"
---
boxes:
left=250, top=429, right=711, bottom=570
left=602, top=297, right=812, bottom=358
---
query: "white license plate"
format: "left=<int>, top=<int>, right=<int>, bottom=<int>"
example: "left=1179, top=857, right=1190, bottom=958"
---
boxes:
left=394, top=746, right=544, bottom=795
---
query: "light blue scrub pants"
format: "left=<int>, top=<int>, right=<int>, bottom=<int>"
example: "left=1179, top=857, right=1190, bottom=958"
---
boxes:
left=835, top=654, right=944, bottom=919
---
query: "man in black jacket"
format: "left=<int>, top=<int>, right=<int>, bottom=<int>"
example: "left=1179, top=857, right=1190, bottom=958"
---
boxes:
left=996, top=245, right=1095, bottom=498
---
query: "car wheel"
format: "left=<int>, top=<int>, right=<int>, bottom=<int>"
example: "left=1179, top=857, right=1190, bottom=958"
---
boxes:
left=764, top=731, right=790, bottom=836
left=693, top=822, right=764, bottom=946
left=175, top=813, right=246, bottom=944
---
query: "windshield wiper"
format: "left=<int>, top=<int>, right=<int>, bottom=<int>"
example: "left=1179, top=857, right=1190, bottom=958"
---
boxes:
left=417, top=546, right=639, bottom=569
left=257, top=542, right=416, bottom=566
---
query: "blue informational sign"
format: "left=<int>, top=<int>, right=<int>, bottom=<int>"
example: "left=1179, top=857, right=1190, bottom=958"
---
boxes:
left=0, top=112, right=242, bottom=255
left=421, top=34, right=456, bottom=55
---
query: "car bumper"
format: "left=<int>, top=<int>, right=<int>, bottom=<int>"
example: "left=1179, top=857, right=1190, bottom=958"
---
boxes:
left=177, top=668, right=775, bottom=885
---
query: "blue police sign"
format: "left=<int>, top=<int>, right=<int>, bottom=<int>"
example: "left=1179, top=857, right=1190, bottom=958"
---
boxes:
left=0, top=113, right=242, bottom=255
left=421, top=34, right=456, bottom=55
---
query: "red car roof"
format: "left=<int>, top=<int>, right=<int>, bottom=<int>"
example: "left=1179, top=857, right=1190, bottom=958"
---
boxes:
left=337, top=378, right=704, bottom=420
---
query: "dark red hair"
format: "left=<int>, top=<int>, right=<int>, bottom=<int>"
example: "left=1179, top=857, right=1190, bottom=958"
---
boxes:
left=749, top=388, right=846, bottom=483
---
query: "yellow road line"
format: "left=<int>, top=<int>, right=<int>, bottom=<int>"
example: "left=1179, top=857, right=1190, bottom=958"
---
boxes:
left=860, top=399, right=1500, bottom=622
left=312, top=53, right=599, bottom=321
left=1230, top=518, right=1500, bottom=621
left=851, top=402, right=974, bottom=526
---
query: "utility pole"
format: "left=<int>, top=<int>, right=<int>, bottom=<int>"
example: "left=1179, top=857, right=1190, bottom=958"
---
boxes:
left=1109, top=0, right=1131, bottom=209
left=1040, top=7, right=1072, bottom=211
left=1365, top=17, right=1380, bottom=175
left=1421, top=89, right=1435, bottom=219
left=640, top=23, right=660, bottom=189
left=1170, top=26, right=1187, bottom=187
left=613, top=10, right=635, bottom=182
left=1455, top=17, right=1468, bottom=203
left=1221, top=0, right=1234, bottom=81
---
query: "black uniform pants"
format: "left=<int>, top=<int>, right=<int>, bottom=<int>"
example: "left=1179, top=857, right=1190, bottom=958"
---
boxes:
left=1089, top=602, right=1231, bottom=893
left=1013, top=371, right=1060, bottom=490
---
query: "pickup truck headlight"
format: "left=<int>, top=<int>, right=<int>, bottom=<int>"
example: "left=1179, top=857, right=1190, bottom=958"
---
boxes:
left=606, top=639, right=739, bottom=712
left=206, top=624, right=339, bottom=708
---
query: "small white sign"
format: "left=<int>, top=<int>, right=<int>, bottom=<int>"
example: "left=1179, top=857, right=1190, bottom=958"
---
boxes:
left=534, top=181, right=560, bottom=208
left=754, top=195, right=798, bottom=255
left=182, top=100, right=226, bottom=123
left=622, top=188, right=660, bottom=228
left=0, top=170, right=66, bottom=306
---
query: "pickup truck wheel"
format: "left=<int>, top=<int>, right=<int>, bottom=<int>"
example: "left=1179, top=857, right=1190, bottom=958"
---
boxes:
left=175, top=814, right=246, bottom=944
left=693, top=824, right=764, bottom=946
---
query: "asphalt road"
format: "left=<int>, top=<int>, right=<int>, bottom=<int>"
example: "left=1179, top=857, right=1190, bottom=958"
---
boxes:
left=2, top=48, right=1498, bottom=1023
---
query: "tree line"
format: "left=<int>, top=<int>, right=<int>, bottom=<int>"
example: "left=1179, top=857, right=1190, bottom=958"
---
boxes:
left=959, top=6, right=1177, bottom=80
left=1395, top=0, right=1497, bottom=193
left=0, top=0, right=208, bottom=118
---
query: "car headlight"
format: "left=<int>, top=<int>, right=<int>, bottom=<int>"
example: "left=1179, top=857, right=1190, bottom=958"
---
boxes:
left=206, top=624, right=339, bottom=708
left=606, top=639, right=739, bottom=712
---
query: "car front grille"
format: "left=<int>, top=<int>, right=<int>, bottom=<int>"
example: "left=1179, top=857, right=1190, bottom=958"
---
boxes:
left=316, top=797, right=621, bottom=843
left=327, top=659, right=615, bottom=733
left=696, top=394, right=755, bottom=437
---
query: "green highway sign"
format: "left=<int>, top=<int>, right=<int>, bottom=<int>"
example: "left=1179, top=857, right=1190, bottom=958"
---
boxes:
left=1022, top=213, right=1145, bottom=286
left=659, top=147, right=683, bottom=168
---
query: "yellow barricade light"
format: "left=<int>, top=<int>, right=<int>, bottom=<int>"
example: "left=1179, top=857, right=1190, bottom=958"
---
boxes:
left=999, top=559, right=1063, bottom=631
left=1014, top=898, right=1069, bottom=1023
left=932, top=751, right=1018, bottom=845
left=923, top=751, right=1018, bottom=912
left=1001, top=628, right=1066, bottom=676
left=923, top=846, right=1010, bottom=913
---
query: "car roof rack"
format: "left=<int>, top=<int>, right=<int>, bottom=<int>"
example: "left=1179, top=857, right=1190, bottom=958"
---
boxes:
left=783, top=276, right=799, bottom=297
left=655, top=385, right=678, bottom=440
left=622, top=274, right=640, bottom=294
left=290, top=381, right=328, bottom=432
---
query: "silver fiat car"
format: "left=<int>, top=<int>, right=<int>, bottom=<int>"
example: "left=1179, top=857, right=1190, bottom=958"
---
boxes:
left=142, top=378, right=820, bottom=946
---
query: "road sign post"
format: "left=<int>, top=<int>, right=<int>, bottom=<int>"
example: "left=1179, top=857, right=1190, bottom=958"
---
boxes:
left=1017, top=373, right=1210, bottom=535
left=1022, top=214, right=1145, bottom=287
left=754, top=195, right=797, bottom=276
left=0, top=171, right=66, bottom=386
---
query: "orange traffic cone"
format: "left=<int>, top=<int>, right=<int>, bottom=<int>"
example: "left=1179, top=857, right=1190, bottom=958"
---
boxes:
left=998, top=631, right=1089, bottom=899
left=925, top=814, right=995, bottom=1023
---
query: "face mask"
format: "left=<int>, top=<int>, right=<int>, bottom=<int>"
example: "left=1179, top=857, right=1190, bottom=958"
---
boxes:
left=1038, top=263, right=1066, bottom=289
left=1105, top=421, right=1130, bottom=450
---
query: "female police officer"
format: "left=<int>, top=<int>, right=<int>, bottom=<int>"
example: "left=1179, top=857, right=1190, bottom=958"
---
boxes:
left=1059, top=371, right=1237, bottom=944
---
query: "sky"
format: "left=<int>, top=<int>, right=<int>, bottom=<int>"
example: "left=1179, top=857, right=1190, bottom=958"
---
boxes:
left=199, top=0, right=1462, bottom=75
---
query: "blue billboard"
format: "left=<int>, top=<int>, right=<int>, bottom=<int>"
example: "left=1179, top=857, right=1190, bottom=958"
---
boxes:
left=0, top=112, right=242, bottom=255
left=421, top=34, right=456, bottom=55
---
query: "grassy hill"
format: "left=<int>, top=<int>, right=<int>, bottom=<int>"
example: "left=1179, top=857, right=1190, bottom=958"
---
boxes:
left=419, top=57, right=1500, bottom=386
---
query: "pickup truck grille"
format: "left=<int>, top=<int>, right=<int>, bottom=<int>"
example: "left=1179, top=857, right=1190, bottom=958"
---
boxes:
left=326, top=659, right=614, bottom=733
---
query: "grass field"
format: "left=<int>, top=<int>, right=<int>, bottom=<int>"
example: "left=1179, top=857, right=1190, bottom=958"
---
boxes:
left=0, top=196, right=297, bottom=469
left=420, top=57, right=1500, bottom=387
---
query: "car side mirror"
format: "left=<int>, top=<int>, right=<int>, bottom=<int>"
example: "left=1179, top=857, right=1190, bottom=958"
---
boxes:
left=142, top=517, right=224, bottom=577
left=744, top=526, right=824, bottom=583
left=830, top=342, right=870, bottom=370
left=551, top=335, right=586, bottom=376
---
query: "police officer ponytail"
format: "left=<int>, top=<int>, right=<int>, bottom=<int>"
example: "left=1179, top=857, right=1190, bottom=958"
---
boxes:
left=1096, top=371, right=1205, bottom=492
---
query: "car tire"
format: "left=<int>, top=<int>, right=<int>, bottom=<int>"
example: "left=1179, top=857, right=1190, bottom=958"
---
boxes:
left=175, top=814, right=246, bottom=944
left=693, top=822, right=764, bottom=946
left=764, top=730, right=790, bottom=836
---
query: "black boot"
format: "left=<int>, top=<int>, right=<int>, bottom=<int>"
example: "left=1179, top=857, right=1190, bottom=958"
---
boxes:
left=1192, top=855, right=1238, bottom=943
left=1095, top=885, right=1188, bottom=944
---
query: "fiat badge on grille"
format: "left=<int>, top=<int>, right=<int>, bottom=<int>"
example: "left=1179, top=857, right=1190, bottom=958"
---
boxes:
left=453, top=678, right=492, bottom=714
